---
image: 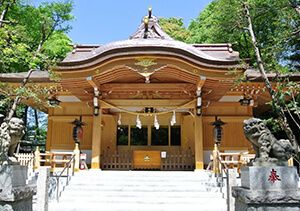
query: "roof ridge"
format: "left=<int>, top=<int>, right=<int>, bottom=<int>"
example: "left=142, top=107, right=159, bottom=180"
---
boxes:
left=129, top=8, right=173, bottom=40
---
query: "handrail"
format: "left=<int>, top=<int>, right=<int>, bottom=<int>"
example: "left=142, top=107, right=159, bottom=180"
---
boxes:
left=218, top=155, right=228, bottom=175
left=51, top=154, right=76, bottom=202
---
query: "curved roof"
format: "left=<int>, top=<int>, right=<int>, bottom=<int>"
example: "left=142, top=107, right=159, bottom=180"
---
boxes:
left=57, top=11, right=241, bottom=71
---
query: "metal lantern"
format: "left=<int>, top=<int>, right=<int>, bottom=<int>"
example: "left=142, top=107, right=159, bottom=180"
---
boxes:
left=211, top=116, right=225, bottom=145
left=71, top=116, right=85, bottom=144
left=93, top=106, right=99, bottom=116
left=239, top=96, right=254, bottom=106
left=48, top=96, right=60, bottom=106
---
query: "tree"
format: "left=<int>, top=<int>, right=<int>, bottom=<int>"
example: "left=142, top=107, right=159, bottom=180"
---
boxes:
left=0, top=0, right=73, bottom=72
left=187, top=0, right=299, bottom=72
left=159, top=0, right=300, bottom=159
left=159, top=17, right=191, bottom=42
left=0, top=0, right=74, bottom=151
left=243, top=3, right=300, bottom=158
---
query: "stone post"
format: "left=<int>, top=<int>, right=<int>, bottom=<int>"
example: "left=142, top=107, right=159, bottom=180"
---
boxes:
left=73, top=143, right=80, bottom=172
left=36, top=166, right=50, bottom=211
left=226, top=168, right=237, bottom=211
left=34, top=146, right=40, bottom=170
left=0, top=165, right=35, bottom=211
left=233, top=166, right=300, bottom=210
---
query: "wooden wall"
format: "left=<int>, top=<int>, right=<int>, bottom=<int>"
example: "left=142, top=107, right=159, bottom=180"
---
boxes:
left=47, top=115, right=93, bottom=150
left=202, top=116, right=252, bottom=151
left=46, top=102, right=253, bottom=153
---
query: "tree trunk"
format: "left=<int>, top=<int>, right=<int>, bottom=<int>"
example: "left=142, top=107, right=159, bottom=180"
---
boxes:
left=23, top=105, right=28, bottom=139
left=6, top=69, right=34, bottom=122
left=34, top=109, right=39, bottom=129
left=33, top=109, right=39, bottom=145
left=0, top=2, right=9, bottom=28
left=243, top=3, right=299, bottom=155
left=290, top=0, right=300, bottom=16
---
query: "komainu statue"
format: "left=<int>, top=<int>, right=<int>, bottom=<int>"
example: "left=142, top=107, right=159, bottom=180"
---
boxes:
left=244, top=118, right=296, bottom=166
left=0, top=117, right=25, bottom=165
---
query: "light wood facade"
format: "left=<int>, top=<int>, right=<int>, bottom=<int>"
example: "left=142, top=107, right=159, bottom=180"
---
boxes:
left=45, top=99, right=253, bottom=170
left=0, top=10, right=276, bottom=170
left=42, top=11, right=258, bottom=170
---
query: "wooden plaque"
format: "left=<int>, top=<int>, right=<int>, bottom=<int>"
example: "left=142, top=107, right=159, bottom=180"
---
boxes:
left=133, top=150, right=161, bottom=169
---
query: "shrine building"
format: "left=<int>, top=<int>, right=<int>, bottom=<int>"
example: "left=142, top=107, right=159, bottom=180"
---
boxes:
left=0, top=10, right=282, bottom=170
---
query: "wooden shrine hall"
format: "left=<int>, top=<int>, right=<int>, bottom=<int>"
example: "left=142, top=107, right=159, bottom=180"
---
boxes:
left=0, top=9, right=289, bottom=170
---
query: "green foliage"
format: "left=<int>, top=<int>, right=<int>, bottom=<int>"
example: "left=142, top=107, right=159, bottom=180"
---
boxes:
left=263, top=118, right=282, bottom=134
left=0, top=0, right=73, bottom=126
left=159, top=0, right=299, bottom=72
left=0, top=0, right=73, bottom=72
left=159, top=17, right=191, bottom=42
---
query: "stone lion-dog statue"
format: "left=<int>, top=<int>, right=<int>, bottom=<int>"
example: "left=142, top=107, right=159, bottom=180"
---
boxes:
left=0, top=117, right=25, bottom=165
left=243, top=118, right=297, bottom=166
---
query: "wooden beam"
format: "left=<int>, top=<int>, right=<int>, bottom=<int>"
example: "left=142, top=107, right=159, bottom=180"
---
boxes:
left=100, top=83, right=195, bottom=92
left=101, top=99, right=195, bottom=109
left=86, top=76, right=99, bottom=89
left=197, top=76, right=206, bottom=89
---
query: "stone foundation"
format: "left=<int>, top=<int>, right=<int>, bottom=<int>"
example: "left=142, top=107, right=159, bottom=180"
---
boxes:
left=233, top=166, right=300, bottom=211
left=0, top=165, right=35, bottom=211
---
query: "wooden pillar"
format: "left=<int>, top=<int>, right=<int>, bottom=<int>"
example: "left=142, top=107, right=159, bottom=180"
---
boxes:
left=34, top=146, right=40, bottom=170
left=91, top=109, right=102, bottom=169
left=194, top=114, right=204, bottom=169
left=73, top=143, right=80, bottom=172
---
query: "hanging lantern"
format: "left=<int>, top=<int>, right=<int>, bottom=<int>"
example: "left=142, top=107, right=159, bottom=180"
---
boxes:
left=48, top=96, right=60, bottom=106
left=196, top=88, right=202, bottom=116
left=211, top=116, right=226, bottom=146
left=239, top=95, right=254, bottom=106
left=71, top=116, right=85, bottom=144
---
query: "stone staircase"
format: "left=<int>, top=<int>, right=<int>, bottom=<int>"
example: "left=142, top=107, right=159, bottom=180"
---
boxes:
left=49, top=170, right=226, bottom=211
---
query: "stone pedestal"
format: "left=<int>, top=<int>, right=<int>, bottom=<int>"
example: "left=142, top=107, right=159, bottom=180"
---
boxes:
left=0, top=165, right=35, bottom=211
left=233, top=166, right=300, bottom=211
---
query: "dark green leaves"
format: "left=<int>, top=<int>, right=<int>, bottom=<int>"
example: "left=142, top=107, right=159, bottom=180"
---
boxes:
left=0, top=0, right=73, bottom=72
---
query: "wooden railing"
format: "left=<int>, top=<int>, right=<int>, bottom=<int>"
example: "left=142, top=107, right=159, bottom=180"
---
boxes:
left=102, top=150, right=132, bottom=170
left=15, top=153, right=35, bottom=179
left=207, top=151, right=255, bottom=174
left=161, top=150, right=194, bottom=170
left=219, top=152, right=255, bottom=172
left=101, top=149, right=194, bottom=171
left=36, top=151, right=75, bottom=174
left=15, top=153, right=35, bottom=167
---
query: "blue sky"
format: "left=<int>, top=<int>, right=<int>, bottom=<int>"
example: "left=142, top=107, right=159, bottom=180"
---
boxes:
left=33, top=0, right=213, bottom=44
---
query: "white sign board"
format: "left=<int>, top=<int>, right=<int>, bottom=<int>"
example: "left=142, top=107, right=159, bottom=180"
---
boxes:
left=80, top=153, right=87, bottom=160
left=161, top=151, right=167, bottom=158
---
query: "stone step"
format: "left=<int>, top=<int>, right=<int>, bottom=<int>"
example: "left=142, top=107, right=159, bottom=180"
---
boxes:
left=63, top=184, right=220, bottom=192
left=58, top=196, right=225, bottom=204
left=70, top=175, right=214, bottom=181
left=60, top=190, right=222, bottom=197
left=49, top=202, right=226, bottom=211
left=70, top=177, right=216, bottom=186
left=59, top=195, right=223, bottom=203
left=74, top=170, right=213, bottom=178
left=48, top=170, right=225, bottom=211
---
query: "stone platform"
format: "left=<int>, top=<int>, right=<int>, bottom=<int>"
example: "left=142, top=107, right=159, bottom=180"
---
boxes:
left=0, top=165, right=35, bottom=211
left=233, top=166, right=300, bottom=211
